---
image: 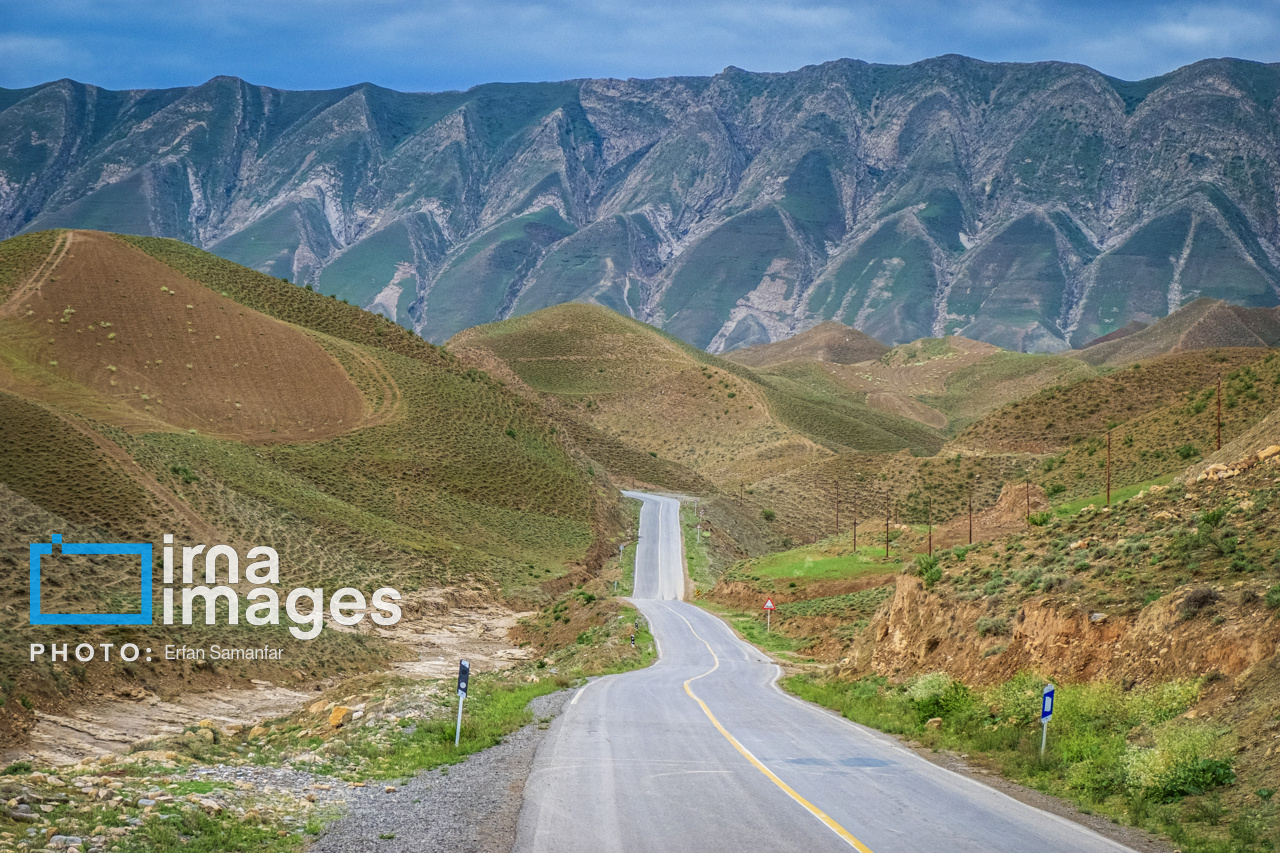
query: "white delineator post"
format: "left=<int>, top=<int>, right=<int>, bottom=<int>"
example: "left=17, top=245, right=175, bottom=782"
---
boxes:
left=455, top=659, right=470, bottom=747
left=1040, top=683, right=1055, bottom=760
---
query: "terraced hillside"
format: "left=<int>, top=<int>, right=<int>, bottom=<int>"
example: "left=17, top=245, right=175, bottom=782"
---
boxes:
left=0, top=230, right=616, bottom=736
left=6, top=57, right=1280, bottom=352
left=448, top=304, right=944, bottom=489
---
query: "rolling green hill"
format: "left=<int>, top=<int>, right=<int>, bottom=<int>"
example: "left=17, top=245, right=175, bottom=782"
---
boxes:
left=448, top=304, right=944, bottom=490
left=0, top=230, right=617, bottom=723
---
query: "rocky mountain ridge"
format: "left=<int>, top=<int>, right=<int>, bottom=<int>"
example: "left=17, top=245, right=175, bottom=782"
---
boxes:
left=3, top=55, right=1280, bottom=351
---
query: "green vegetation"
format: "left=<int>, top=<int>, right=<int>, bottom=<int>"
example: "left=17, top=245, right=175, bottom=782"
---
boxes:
left=1050, top=475, right=1178, bottom=516
left=351, top=676, right=561, bottom=779
left=727, top=542, right=899, bottom=582
left=696, top=601, right=803, bottom=656
left=773, top=587, right=894, bottom=620
left=680, top=501, right=715, bottom=593
left=115, top=805, right=321, bottom=853
left=787, top=672, right=1261, bottom=852
left=0, top=229, right=62, bottom=302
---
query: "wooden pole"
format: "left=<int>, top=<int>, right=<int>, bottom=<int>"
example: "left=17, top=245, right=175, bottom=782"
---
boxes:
left=1216, top=374, right=1223, bottom=450
left=927, top=495, right=932, bottom=556
left=1026, top=477, right=1031, bottom=521
left=834, top=480, right=840, bottom=536
left=1106, top=429, right=1112, bottom=506
left=852, top=488, right=858, bottom=550
left=968, top=491, right=973, bottom=545
left=885, top=492, right=890, bottom=559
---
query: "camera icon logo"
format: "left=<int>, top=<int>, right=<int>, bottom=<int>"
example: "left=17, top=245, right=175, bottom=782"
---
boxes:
left=29, top=535, right=153, bottom=625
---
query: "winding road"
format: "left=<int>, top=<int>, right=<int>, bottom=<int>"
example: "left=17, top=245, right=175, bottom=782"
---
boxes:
left=514, top=491, right=1136, bottom=852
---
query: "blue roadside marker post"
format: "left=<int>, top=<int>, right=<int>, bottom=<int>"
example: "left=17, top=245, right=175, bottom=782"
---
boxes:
left=455, top=659, right=470, bottom=747
left=1040, top=683, right=1055, bottom=760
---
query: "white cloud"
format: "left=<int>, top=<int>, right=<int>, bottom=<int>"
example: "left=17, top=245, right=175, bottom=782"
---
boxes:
left=2, top=0, right=1277, bottom=90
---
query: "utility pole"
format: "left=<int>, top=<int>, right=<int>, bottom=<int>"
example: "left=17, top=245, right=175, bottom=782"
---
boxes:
left=1106, top=429, right=1112, bottom=507
left=968, top=490, right=974, bottom=545
left=1026, top=475, right=1031, bottom=522
left=927, top=494, right=932, bottom=556
left=885, top=492, right=891, bottom=559
left=1216, top=373, right=1223, bottom=450
left=852, top=488, right=858, bottom=551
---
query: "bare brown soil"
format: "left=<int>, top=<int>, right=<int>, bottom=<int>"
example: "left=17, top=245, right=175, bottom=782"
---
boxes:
left=865, top=390, right=948, bottom=428
left=930, top=482, right=1051, bottom=551
left=1, top=230, right=369, bottom=442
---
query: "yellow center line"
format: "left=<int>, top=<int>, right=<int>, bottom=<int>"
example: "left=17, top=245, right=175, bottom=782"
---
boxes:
left=667, top=606, right=875, bottom=853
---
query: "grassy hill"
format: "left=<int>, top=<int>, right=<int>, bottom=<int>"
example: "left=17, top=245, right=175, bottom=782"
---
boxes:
left=1074, top=298, right=1280, bottom=367
left=951, top=347, right=1280, bottom=504
left=731, top=335, right=1096, bottom=436
left=448, top=304, right=945, bottom=489
left=723, top=322, right=889, bottom=368
left=0, top=230, right=616, bottom=734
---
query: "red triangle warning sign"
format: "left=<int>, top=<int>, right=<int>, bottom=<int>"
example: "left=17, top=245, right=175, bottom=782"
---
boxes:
left=763, top=598, right=775, bottom=610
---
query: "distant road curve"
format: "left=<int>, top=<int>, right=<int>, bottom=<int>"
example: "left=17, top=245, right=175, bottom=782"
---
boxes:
left=515, top=492, right=1136, bottom=852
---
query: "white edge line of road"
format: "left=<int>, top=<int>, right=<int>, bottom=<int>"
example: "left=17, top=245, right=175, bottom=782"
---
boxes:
left=761, top=663, right=1140, bottom=853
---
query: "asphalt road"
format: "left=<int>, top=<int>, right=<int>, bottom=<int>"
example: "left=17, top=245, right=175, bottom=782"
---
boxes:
left=514, top=491, right=1135, bottom=852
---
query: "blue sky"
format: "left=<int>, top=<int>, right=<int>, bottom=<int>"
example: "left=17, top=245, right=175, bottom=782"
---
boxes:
left=3, top=0, right=1279, bottom=91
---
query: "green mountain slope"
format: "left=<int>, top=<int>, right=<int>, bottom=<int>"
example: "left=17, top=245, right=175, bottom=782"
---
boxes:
left=4, top=58, right=1280, bottom=353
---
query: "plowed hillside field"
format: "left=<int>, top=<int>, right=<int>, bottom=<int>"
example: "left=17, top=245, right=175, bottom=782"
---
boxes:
left=1, top=231, right=367, bottom=441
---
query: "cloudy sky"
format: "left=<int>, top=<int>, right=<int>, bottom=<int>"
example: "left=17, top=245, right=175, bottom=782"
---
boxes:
left=3, top=0, right=1279, bottom=92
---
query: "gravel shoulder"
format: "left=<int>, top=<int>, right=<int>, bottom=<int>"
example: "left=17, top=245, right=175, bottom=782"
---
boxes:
left=307, top=690, right=571, bottom=853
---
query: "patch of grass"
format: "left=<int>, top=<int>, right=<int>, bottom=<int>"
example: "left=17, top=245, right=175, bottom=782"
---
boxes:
left=730, top=540, right=900, bottom=582
left=680, top=501, right=715, bottom=594
left=351, top=675, right=561, bottom=779
left=1052, top=474, right=1178, bottom=516
left=774, top=586, right=894, bottom=619
left=695, top=601, right=803, bottom=656
left=786, top=672, right=1243, bottom=851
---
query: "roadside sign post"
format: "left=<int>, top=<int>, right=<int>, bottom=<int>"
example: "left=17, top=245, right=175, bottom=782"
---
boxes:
left=1040, top=683, right=1054, bottom=760
left=455, top=659, right=470, bottom=747
left=763, top=597, right=775, bottom=633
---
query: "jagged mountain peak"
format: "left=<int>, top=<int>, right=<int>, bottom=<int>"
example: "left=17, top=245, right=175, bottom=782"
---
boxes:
left=3, top=56, right=1279, bottom=351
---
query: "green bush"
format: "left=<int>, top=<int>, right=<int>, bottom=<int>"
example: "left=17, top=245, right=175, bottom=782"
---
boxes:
left=916, top=554, right=942, bottom=588
left=1028, top=511, right=1052, bottom=526
left=1265, top=583, right=1280, bottom=609
left=1176, top=444, right=1199, bottom=460
left=907, top=673, right=972, bottom=723
left=976, top=616, right=1010, bottom=637
left=1149, top=758, right=1235, bottom=802
left=761, top=508, right=776, bottom=522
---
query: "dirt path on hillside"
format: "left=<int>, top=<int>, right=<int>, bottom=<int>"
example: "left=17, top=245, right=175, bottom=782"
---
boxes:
left=53, top=406, right=217, bottom=538
left=317, top=335, right=405, bottom=430
left=0, top=230, right=73, bottom=317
